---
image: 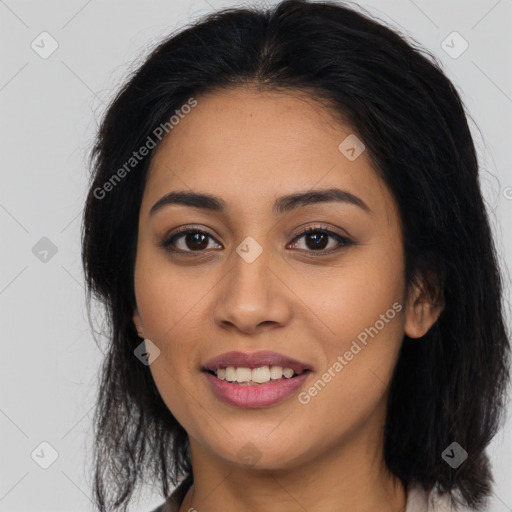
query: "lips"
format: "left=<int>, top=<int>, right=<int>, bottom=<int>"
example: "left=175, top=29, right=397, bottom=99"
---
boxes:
left=201, top=350, right=313, bottom=374
left=203, top=370, right=311, bottom=408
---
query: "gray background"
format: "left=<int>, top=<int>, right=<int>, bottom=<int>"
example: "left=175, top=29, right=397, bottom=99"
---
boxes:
left=0, top=0, right=511, bottom=511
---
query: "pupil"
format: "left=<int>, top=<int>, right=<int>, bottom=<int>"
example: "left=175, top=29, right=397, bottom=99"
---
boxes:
left=307, top=232, right=327, bottom=250
left=186, top=233, right=208, bottom=250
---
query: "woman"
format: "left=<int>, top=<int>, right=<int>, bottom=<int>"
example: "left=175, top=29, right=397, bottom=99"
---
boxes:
left=81, top=1, right=511, bottom=511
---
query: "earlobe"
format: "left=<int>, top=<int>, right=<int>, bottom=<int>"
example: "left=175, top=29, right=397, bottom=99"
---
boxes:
left=404, top=274, right=444, bottom=339
left=132, top=309, right=144, bottom=338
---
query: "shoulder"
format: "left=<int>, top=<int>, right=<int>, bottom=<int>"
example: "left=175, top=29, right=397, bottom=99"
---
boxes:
left=148, top=500, right=178, bottom=512
left=148, top=498, right=180, bottom=512
left=148, top=476, right=193, bottom=512
left=406, top=483, right=487, bottom=512
left=152, top=480, right=485, bottom=512
left=428, top=491, right=483, bottom=512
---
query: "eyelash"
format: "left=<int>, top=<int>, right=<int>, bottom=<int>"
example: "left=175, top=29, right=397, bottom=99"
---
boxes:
left=161, top=224, right=353, bottom=257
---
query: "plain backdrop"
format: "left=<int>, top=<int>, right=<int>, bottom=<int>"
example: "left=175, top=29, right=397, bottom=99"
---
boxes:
left=0, top=0, right=511, bottom=511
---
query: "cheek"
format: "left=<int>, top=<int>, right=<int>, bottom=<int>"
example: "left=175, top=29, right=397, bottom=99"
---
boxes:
left=294, top=246, right=405, bottom=413
left=134, top=253, right=208, bottom=428
left=134, top=247, right=210, bottom=342
left=302, top=248, right=405, bottom=344
left=295, top=299, right=404, bottom=449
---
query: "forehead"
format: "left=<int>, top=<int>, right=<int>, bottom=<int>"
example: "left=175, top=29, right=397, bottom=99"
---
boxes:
left=143, top=87, right=389, bottom=217
left=150, top=86, right=353, bottom=169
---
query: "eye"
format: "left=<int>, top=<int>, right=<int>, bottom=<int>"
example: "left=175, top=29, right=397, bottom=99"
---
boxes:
left=161, top=227, right=222, bottom=254
left=288, top=225, right=352, bottom=254
left=161, top=224, right=352, bottom=256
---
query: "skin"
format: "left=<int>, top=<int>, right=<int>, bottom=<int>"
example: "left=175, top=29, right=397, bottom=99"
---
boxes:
left=132, top=86, right=442, bottom=512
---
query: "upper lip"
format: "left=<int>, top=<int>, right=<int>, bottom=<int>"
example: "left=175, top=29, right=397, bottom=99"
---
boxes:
left=202, top=350, right=313, bottom=373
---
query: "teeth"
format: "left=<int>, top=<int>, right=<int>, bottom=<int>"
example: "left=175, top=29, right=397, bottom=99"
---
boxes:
left=235, top=367, right=252, bottom=382
left=282, top=367, right=295, bottom=378
left=225, top=366, right=237, bottom=382
left=269, top=366, right=283, bottom=380
left=214, top=365, right=304, bottom=384
left=252, top=366, right=271, bottom=383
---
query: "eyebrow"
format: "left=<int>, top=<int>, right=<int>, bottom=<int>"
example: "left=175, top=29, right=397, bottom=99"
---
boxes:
left=149, top=187, right=371, bottom=217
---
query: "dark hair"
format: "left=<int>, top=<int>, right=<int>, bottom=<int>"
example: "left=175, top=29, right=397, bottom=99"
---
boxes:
left=81, top=1, right=511, bottom=510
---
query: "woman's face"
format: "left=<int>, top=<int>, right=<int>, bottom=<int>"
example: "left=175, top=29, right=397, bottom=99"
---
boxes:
left=132, top=87, right=432, bottom=472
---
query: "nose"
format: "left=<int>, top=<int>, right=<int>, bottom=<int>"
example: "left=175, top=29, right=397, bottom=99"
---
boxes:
left=213, top=245, right=293, bottom=334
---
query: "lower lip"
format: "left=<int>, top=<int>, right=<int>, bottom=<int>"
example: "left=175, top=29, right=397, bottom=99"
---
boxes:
left=203, top=371, right=311, bottom=408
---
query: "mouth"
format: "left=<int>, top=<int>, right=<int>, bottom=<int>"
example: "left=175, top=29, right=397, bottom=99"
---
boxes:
left=201, top=351, right=313, bottom=407
left=202, top=367, right=312, bottom=408
left=202, top=366, right=311, bottom=385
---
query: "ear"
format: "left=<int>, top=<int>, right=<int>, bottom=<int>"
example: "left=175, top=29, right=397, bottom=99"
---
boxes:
left=404, top=270, right=444, bottom=339
left=133, top=309, right=144, bottom=338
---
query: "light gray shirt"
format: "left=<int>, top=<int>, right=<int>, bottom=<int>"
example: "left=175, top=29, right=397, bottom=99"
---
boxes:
left=150, top=481, right=477, bottom=512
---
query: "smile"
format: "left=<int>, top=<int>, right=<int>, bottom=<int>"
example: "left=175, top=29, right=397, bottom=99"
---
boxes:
left=203, top=368, right=312, bottom=408
left=206, top=365, right=307, bottom=384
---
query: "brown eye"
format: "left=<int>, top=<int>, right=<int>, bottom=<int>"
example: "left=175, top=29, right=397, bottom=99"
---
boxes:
left=303, top=231, right=329, bottom=250
left=289, top=226, right=352, bottom=254
left=162, top=228, right=222, bottom=253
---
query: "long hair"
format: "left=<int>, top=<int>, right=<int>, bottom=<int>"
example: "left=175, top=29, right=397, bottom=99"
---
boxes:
left=81, top=1, right=511, bottom=510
